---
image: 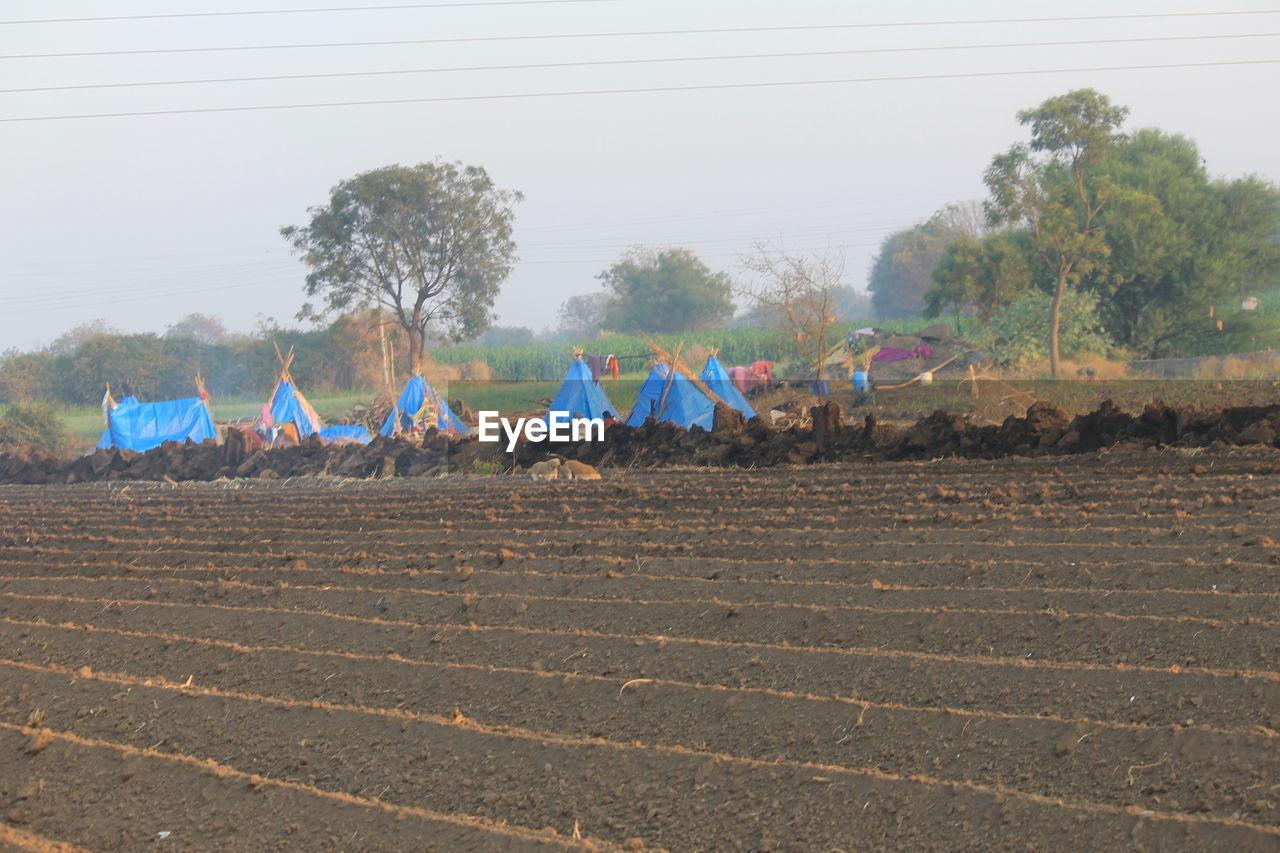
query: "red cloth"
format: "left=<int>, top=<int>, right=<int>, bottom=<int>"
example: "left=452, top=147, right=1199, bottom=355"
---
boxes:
left=607, top=354, right=619, bottom=381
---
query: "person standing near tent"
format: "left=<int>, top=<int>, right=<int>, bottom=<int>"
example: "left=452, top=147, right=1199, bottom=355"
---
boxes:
left=749, top=360, right=775, bottom=393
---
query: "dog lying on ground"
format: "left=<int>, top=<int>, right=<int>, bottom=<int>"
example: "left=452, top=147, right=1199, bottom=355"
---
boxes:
left=526, top=458, right=602, bottom=480
left=527, top=459, right=561, bottom=480
left=558, top=459, right=602, bottom=480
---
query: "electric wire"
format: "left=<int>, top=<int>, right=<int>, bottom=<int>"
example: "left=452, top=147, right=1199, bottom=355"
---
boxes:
left=0, top=0, right=622, bottom=26
left=3, top=57, right=1276, bottom=123
left=3, top=31, right=1275, bottom=96
left=3, top=9, right=1278, bottom=60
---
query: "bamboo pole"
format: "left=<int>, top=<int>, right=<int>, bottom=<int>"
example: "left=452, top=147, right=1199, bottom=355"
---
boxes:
left=194, top=373, right=215, bottom=435
left=873, top=350, right=975, bottom=391
left=655, top=341, right=683, bottom=420
left=269, top=342, right=296, bottom=404
left=641, top=333, right=731, bottom=409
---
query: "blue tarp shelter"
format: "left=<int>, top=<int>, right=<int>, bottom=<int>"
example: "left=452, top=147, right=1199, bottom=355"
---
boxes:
left=269, top=380, right=324, bottom=440
left=266, top=380, right=372, bottom=445
left=625, top=364, right=717, bottom=430
left=700, top=355, right=757, bottom=421
left=380, top=374, right=470, bottom=436
left=544, top=357, right=618, bottom=424
left=97, top=394, right=217, bottom=452
left=265, top=349, right=372, bottom=445
left=265, top=347, right=370, bottom=445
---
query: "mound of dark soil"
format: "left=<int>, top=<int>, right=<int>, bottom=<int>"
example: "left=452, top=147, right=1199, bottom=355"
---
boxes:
left=0, top=399, right=1276, bottom=485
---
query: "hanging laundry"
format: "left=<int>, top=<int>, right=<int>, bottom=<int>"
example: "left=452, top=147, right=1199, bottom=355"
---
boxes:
left=585, top=354, right=606, bottom=381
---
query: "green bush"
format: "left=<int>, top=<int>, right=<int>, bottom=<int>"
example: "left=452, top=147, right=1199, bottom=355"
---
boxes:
left=472, top=458, right=505, bottom=476
left=987, top=288, right=1113, bottom=366
left=0, top=402, right=70, bottom=454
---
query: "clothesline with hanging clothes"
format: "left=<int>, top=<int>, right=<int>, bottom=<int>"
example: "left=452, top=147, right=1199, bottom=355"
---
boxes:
left=584, top=353, right=648, bottom=381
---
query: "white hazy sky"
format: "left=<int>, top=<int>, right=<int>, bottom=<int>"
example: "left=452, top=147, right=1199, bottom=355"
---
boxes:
left=2, top=0, right=1277, bottom=351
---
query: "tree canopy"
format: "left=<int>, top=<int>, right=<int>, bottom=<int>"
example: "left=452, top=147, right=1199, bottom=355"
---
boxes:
left=1091, top=129, right=1280, bottom=355
left=867, top=204, right=981, bottom=319
left=925, top=88, right=1280, bottom=365
left=595, top=247, right=734, bottom=334
left=555, top=292, right=611, bottom=340
left=926, top=230, right=1037, bottom=321
left=282, top=160, right=522, bottom=373
left=983, top=88, right=1133, bottom=376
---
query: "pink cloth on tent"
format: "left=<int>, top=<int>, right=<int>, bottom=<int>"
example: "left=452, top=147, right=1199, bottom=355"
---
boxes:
left=727, top=366, right=750, bottom=393
left=871, top=347, right=913, bottom=362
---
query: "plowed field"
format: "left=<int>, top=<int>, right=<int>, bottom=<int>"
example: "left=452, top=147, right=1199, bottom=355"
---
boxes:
left=2, top=450, right=1279, bottom=851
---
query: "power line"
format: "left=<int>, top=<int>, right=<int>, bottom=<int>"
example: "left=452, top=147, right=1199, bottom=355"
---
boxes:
left=4, top=9, right=1278, bottom=60
left=3, top=57, right=1277, bottom=123
left=0, top=279, right=284, bottom=315
left=0, top=0, right=620, bottom=26
left=5, top=32, right=1275, bottom=96
left=0, top=264, right=299, bottom=306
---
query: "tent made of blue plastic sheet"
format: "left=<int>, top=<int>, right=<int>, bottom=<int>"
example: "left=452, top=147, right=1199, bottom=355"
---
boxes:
left=700, top=355, right=757, bottom=420
left=625, top=364, right=717, bottom=430
left=97, top=394, right=217, bottom=452
left=266, top=375, right=371, bottom=445
left=544, top=357, right=618, bottom=424
left=380, top=374, right=470, bottom=436
left=269, top=380, right=324, bottom=439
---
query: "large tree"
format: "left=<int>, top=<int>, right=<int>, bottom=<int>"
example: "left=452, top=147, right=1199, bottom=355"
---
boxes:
left=555, top=291, right=611, bottom=340
left=926, top=229, right=1037, bottom=321
left=164, top=313, right=231, bottom=345
left=983, top=89, right=1136, bottom=376
left=867, top=203, right=981, bottom=319
left=1090, top=129, right=1280, bottom=355
left=597, top=247, right=733, bottom=334
left=282, top=161, right=521, bottom=373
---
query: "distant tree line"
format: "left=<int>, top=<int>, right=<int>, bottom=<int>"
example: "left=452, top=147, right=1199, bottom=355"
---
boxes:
left=0, top=312, right=389, bottom=406
left=866, top=89, right=1280, bottom=367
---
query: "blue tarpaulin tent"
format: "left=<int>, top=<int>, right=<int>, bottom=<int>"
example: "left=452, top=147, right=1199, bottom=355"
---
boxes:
left=97, top=394, right=217, bottom=452
left=380, top=374, right=470, bottom=436
left=625, top=364, right=717, bottom=430
left=265, top=347, right=371, bottom=445
left=544, top=357, right=618, bottom=424
left=700, top=355, right=757, bottom=420
left=269, top=380, right=324, bottom=439
left=266, top=379, right=371, bottom=445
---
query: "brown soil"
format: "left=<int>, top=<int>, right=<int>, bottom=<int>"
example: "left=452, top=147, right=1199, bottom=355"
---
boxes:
left=1, top=450, right=1278, bottom=850
left=1, top=399, right=1278, bottom=485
